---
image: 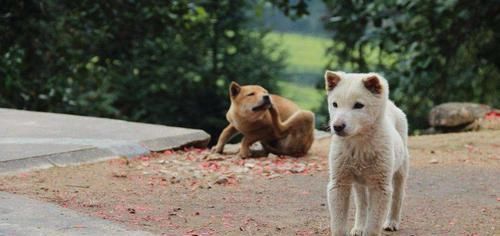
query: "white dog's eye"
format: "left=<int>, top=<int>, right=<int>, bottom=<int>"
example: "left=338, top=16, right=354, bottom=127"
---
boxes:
left=353, top=102, right=364, bottom=109
left=332, top=102, right=338, bottom=108
left=247, top=92, right=255, bottom=96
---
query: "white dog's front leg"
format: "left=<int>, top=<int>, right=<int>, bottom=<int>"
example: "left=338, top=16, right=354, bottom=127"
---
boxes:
left=350, top=183, right=368, bottom=236
left=327, top=181, right=351, bottom=236
left=384, top=167, right=408, bottom=231
left=365, top=184, right=392, bottom=236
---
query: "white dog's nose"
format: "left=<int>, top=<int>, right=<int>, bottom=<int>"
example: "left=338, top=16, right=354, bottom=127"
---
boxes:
left=333, top=123, right=346, bottom=132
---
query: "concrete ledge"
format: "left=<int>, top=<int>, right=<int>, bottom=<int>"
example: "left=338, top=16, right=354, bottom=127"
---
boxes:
left=141, top=131, right=211, bottom=151
left=0, top=108, right=210, bottom=174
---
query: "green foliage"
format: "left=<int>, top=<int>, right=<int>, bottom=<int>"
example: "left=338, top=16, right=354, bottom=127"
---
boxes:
left=265, top=0, right=310, bottom=19
left=0, top=0, right=284, bottom=139
left=264, top=32, right=327, bottom=112
left=277, top=80, right=323, bottom=110
left=318, top=0, right=500, bottom=130
left=265, top=32, right=332, bottom=73
left=254, top=0, right=328, bottom=36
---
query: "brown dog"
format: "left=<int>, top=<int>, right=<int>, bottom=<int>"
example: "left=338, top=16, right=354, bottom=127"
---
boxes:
left=213, top=82, right=315, bottom=158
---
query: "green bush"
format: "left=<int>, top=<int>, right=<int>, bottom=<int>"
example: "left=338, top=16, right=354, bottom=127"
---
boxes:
left=0, top=0, right=285, bottom=140
left=318, top=0, right=500, bottom=130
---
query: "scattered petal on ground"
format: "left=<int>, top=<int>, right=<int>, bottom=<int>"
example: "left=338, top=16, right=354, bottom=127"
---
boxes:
left=0, top=131, right=499, bottom=235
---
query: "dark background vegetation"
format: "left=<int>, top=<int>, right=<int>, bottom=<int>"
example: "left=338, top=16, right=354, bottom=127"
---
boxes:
left=1, top=0, right=499, bottom=141
left=0, top=0, right=283, bottom=138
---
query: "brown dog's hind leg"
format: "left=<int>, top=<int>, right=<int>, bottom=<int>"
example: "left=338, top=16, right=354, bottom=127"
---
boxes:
left=239, top=136, right=260, bottom=158
left=268, top=106, right=315, bottom=155
left=269, top=106, right=314, bottom=137
left=213, top=124, right=239, bottom=154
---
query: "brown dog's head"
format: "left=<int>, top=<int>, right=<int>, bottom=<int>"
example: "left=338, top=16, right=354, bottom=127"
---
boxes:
left=229, top=81, right=271, bottom=116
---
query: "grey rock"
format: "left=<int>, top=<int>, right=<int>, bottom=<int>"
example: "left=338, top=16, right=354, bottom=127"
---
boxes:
left=429, top=103, right=491, bottom=127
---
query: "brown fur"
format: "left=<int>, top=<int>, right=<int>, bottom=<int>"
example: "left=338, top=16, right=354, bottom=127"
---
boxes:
left=325, top=71, right=342, bottom=91
left=213, top=82, right=315, bottom=158
left=363, top=75, right=383, bottom=94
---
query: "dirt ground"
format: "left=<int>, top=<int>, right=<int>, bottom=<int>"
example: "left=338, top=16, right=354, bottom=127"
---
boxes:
left=1, top=131, right=499, bottom=236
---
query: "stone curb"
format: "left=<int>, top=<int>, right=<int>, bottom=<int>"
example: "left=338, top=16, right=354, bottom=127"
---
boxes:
left=0, top=131, right=210, bottom=175
left=0, top=108, right=210, bottom=175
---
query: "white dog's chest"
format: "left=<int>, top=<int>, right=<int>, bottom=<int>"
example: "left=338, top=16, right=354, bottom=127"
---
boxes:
left=331, top=150, right=389, bottom=186
left=349, top=167, right=377, bottom=185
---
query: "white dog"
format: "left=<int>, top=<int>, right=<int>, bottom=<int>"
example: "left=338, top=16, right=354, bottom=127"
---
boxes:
left=324, top=71, right=409, bottom=236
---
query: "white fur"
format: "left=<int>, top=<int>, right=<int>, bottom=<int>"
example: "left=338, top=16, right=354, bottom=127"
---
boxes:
left=325, top=71, right=409, bottom=236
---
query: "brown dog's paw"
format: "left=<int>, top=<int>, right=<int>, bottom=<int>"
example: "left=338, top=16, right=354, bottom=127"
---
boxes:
left=238, top=150, right=251, bottom=159
left=210, top=146, right=223, bottom=154
left=238, top=153, right=251, bottom=159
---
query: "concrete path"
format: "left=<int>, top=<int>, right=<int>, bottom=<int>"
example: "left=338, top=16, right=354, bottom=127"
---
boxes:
left=0, top=191, right=153, bottom=236
left=0, top=108, right=210, bottom=174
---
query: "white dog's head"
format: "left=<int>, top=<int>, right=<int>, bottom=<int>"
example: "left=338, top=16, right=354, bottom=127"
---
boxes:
left=324, top=71, right=389, bottom=138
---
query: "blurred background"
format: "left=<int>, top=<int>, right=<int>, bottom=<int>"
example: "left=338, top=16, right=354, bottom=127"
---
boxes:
left=1, top=0, right=499, bottom=142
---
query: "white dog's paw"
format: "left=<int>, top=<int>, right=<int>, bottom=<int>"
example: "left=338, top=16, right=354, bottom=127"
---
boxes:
left=350, top=227, right=364, bottom=236
left=383, top=220, right=400, bottom=231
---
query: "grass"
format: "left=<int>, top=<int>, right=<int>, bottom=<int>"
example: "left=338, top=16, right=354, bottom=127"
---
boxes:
left=276, top=80, right=324, bottom=111
left=265, top=32, right=330, bottom=110
left=265, top=31, right=397, bottom=74
left=265, top=32, right=333, bottom=73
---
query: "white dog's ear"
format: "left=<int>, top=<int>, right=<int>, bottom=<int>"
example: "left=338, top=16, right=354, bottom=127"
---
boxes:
left=363, top=75, right=383, bottom=94
left=324, top=70, right=341, bottom=91
left=229, top=81, right=241, bottom=97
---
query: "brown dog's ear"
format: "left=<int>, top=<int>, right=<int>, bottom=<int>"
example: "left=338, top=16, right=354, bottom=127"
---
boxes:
left=229, top=81, right=241, bottom=97
left=324, top=70, right=341, bottom=91
left=363, top=75, right=383, bottom=94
